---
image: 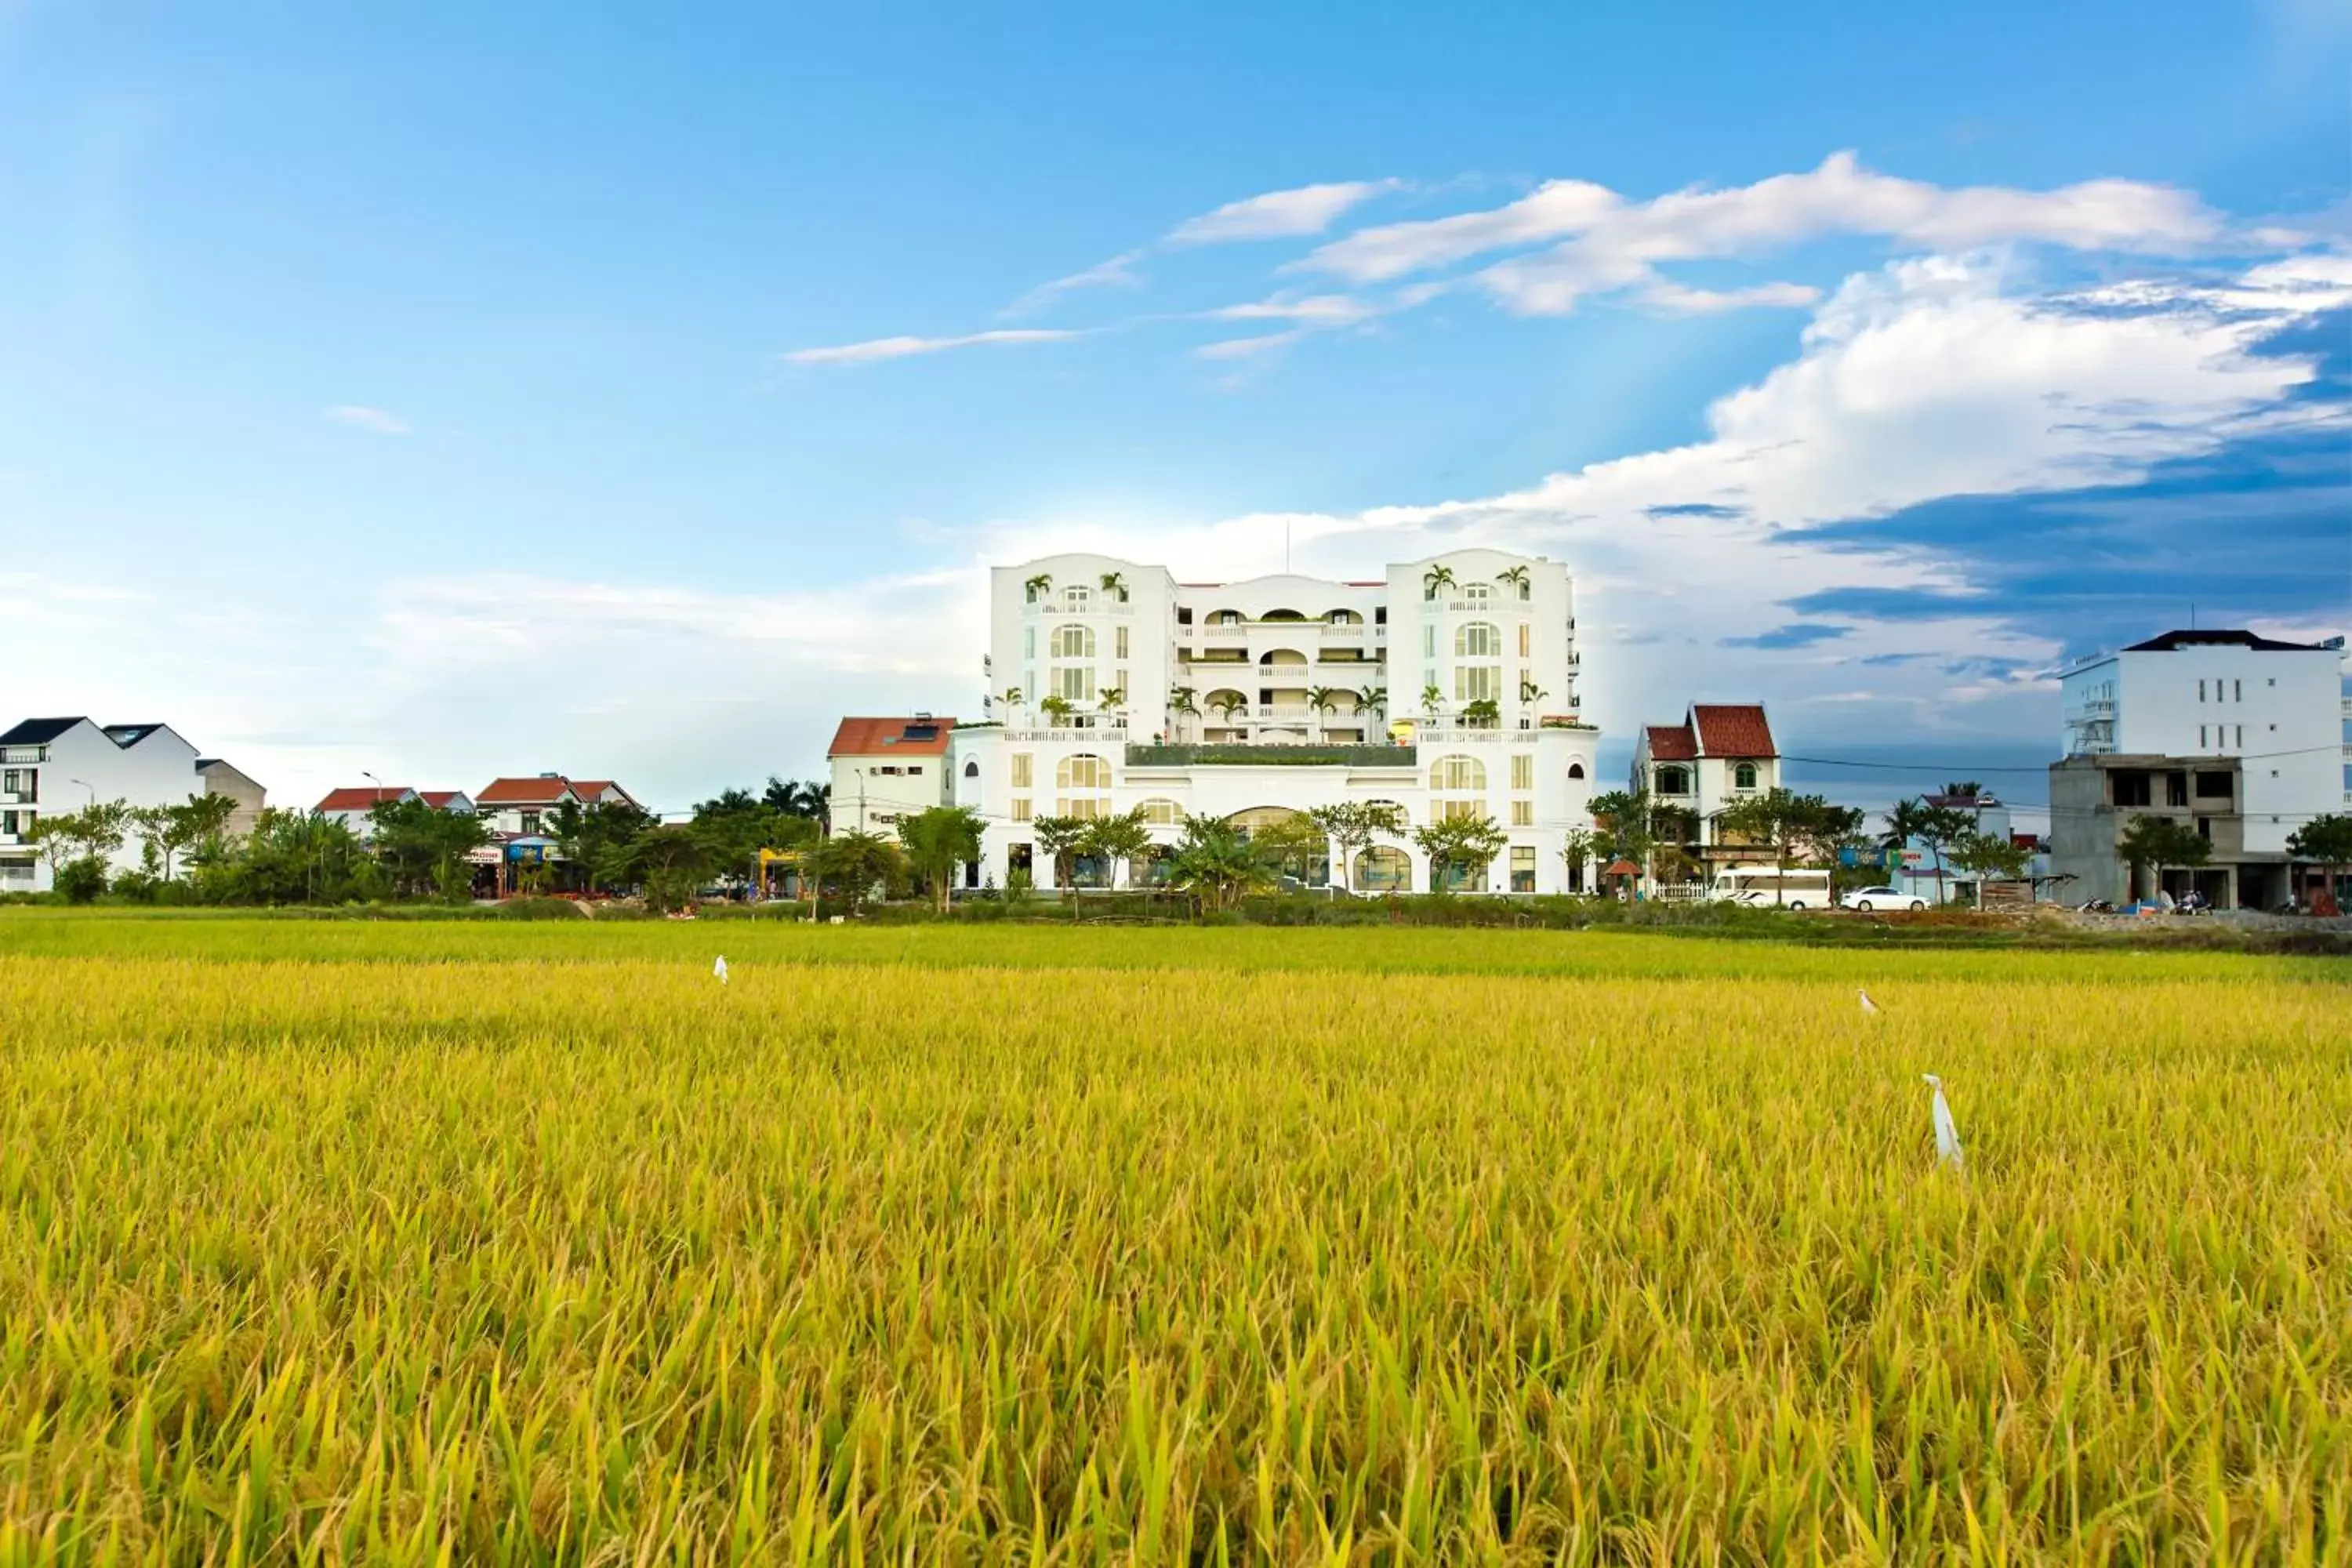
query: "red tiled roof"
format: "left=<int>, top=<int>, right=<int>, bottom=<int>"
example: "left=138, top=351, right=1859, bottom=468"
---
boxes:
left=568, top=779, right=637, bottom=806
left=475, top=776, right=577, bottom=806
left=417, top=791, right=470, bottom=810
left=316, top=786, right=412, bottom=811
left=1690, top=704, right=1777, bottom=758
left=826, top=717, right=958, bottom=758
left=1643, top=724, right=1697, bottom=761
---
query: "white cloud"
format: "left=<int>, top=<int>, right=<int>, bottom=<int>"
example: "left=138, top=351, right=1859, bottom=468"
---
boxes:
left=1000, top=181, right=1399, bottom=319
left=1301, top=151, right=2230, bottom=318
left=1166, top=179, right=1402, bottom=245
left=1639, top=279, right=1823, bottom=314
left=1195, top=332, right=1303, bottom=361
left=1002, top=249, right=1150, bottom=317
left=325, top=405, right=411, bottom=436
left=1310, top=153, right=2223, bottom=283
left=1205, top=292, right=1381, bottom=326
left=782, top=328, right=1082, bottom=368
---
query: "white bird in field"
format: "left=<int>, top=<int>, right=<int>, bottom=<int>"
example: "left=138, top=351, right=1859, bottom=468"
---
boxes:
left=1859, top=988, right=1879, bottom=1014
left=713, top=954, right=729, bottom=985
left=1922, top=1074, right=1963, bottom=1170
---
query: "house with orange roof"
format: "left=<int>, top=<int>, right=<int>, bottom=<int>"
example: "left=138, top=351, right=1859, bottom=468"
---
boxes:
left=826, top=716, right=956, bottom=838
left=1629, top=702, right=1783, bottom=875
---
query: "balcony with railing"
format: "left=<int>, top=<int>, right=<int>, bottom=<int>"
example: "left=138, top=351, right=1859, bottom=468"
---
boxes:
left=0, top=790, right=34, bottom=808
left=1025, top=598, right=1135, bottom=616
left=1004, top=727, right=1131, bottom=742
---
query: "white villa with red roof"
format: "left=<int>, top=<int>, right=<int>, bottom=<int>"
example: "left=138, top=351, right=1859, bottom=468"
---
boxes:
left=314, top=786, right=477, bottom=837
left=827, top=717, right=956, bottom=837
left=1629, top=703, right=1782, bottom=870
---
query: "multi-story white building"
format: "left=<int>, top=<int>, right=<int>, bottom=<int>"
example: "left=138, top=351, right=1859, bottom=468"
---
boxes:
left=827, top=717, right=957, bottom=837
left=2052, top=627, right=2350, bottom=907
left=1628, top=704, right=1781, bottom=878
left=948, top=548, right=1600, bottom=893
left=0, top=717, right=268, bottom=891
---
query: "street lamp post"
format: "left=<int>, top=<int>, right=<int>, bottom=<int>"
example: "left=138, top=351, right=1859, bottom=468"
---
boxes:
left=67, top=778, right=95, bottom=808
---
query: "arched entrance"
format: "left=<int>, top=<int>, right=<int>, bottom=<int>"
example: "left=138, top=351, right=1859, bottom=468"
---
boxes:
left=1354, top=846, right=1412, bottom=893
left=1229, top=805, right=1326, bottom=887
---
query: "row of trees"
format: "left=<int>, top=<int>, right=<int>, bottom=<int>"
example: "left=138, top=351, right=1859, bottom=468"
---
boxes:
left=20, top=773, right=844, bottom=909
left=1020, top=800, right=1515, bottom=898
left=1583, top=782, right=2034, bottom=902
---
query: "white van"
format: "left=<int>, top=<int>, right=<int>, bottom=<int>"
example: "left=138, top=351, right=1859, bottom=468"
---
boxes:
left=1710, top=864, right=1833, bottom=910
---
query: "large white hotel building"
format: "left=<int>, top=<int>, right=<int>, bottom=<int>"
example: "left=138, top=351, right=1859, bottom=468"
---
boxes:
left=947, top=547, right=1602, bottom=894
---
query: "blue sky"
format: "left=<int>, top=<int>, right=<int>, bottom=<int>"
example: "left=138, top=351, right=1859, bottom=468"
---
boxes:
left=2, top=1, right=2347, bottom=816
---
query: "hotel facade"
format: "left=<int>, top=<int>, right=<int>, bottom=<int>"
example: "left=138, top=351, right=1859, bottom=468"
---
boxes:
left=947, top=548, right=1602, bottom=894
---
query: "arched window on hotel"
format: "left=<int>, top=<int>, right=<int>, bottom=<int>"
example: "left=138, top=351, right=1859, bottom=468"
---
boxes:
left=1050, top=624, right=1094, bottom=659
left=1430, top=754, right=1486, bottom=793
left=1138, top=797, right=1184, bottom=826
left=1454, top=622, right=1500, bottom=657
left=1055, top=753, right=1112, bottom=819
left=1655, top=764, right=1691, bottom=796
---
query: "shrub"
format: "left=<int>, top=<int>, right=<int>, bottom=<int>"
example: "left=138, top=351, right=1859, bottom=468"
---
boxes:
left=54, top=857, right=109, bottom=905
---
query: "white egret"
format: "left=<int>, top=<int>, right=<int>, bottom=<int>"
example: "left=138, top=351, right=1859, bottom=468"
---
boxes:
left=1859, top=988, right=1879, bottom=1014
left=713, top=954, right=729, bottom=985
left=1922, top=1073, right=1962, bottom=1169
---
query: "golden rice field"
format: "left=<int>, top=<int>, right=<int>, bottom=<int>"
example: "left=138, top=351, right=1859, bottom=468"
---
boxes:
left=0, top=913, right=2344, bottom=1564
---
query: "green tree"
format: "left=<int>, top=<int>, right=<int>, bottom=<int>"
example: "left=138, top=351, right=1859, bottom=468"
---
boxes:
left=552, top=798, right=659, bottom=894
left=54, top=855, right=109, bottom=903
left=1947, top=829, right=2031, bottom=902
left=1163, top=817, right=1273, bottom=911
left=1030, top=815, right=1090, bottom=893
left=1420, top=683, right=1443, bottom=717
left=1586, top=789, right=1656, bottom=884
left=1421, top=564, right=1457, bottom=600
left=167, top=793, right=239, bottom=880
left=66, top=799, right=132, bottom=866
left=2285, top=814, right=2352, bottom=910
left=611, top=823, right=711, bottom=913
left=1080, top=808, right=1154, bottom=892
left=368, top=797, right=492, bottom=900
left=1717, top=789, right=1856, bottom=906
left=1208, top=691, right=1248, bottom=724
left=1458, top=697, right=1501, bottom=729
left=1098, top=570, right=1127, bottom=600
left=899, top=805, right=987, bottom=913
left=1023, top=572, right=1053, bottom=601
left=1414, top=811, right=1508, bottom=893
left=1494, top=564, right=1530, bottom=597
left=1167, top=687, right=1200, bottom=731
left=1249, top=812, right=1330, bottom=887
left=1306, top=800, right=1406, bottom=895
left=692, top=789, right=809, bottom=896
left=1559, top=826, right=1598, bottom=892
left=2116, top=815, right=2209, bottom=902
left=808, top=829, right=904, bottom=916
left=762, top=776, right=831, bottom=820
left=1039, top=694, right=1077, bottom=725
left=27, top=812, right=81, bottom=878
left=1883, top=796, right=1971, bottom=905
left=203, top=808, right=374, bottom=905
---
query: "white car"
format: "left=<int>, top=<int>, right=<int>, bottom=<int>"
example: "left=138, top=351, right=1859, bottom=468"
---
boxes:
left=1840, top=885, right=1926, bottom=913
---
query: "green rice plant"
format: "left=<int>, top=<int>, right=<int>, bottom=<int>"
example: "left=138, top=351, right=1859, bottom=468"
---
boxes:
left=0, top=917, right=2343, bottom=1562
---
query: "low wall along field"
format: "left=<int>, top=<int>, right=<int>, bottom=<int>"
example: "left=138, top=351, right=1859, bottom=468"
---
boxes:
left=0, top=916, right=2344, bottom=1561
